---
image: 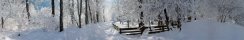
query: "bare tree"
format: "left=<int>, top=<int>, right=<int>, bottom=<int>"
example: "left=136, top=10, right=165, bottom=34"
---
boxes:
left=26, top=0, right=30, bottom=21
left=96, top=11, right=99, bottom=22
left=157, top=13, right=163, bottom=26
left=139, top=12, right=144, bottom=27
left=51, top=0, right=55, bottom=17
left=95, top=0, right=99, bottom=22
left=59, top=0, right=64, bottom=32
left=1, top=17, right=4, bottom=28
left=85, top=0, right=89, bottom=24
left=69, top=0, right=75, bottom=24
left=175, top=5, right=182, bottom=31
left=88, top=1, right=93, bottom=23
left=138, top=0, right=144, bottom=28
left=164, top=9, right=169, bottom=27
left=77, top=0, right=82, bottom=28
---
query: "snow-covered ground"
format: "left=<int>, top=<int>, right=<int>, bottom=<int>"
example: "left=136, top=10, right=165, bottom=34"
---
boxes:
left=0, top=19, right=244, bottom=40
left=179, top=20, right=244, bottom=40
left=2, top=0, right=244, bottom=40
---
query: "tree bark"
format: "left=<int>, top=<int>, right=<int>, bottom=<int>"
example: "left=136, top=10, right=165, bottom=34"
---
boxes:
left=59, top=0, right=64, bottom=32
left=96, top=1, right=99, bottom=22
left=138, top=0, right=144, bottom=27
left=26, top=0, right=30, bottom=21
left=88, top=1, right=93, bottom=23
left=164, top=9, right=169, bottom=26
left=85, top=0, right=89, bottom=24
left=51, top=0, right=55, bottom=17
left=139, top=12, right=144, bottom=27
left=1, top=17, right=4, bottom=28
left=96, top=11, right=99, bottom=22
left=175, top=5, right=182, bottom=30
left=78, top=0, right=82, bottom=28
left=70, top=0, right=75, bottom=24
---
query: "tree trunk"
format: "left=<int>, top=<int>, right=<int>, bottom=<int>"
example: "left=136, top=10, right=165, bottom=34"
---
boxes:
left=1, top=17, right=4, bottom=28
left=78, top=0, right=82, bottom=28
left=85, top=0, right=89, bottom=24
left=175, top=5, right=182, bottom=30
left=164, top=9, right=169, bottom=26
left=70, top=0, right=75, bottom=24
left=96, top=1, right=99, bottom=22
left=127, top=20, right=130, bottom=28
left=96, top=11, right=99, bottom=22
left=88, top=1, right=93, bottom=23
left=139, top=12, right=144, bottom=27
left=138, top=0, right=144, bottom=27
left=59, top=0, right=64, bottom=32
left=26, top=0, right=30, bottom=21
left=158, top=13, right=163, bottom=26
left=51, top=0, right=55, bottom=17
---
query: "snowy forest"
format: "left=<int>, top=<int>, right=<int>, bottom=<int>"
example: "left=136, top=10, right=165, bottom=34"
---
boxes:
left=1, top=0, right=244, bottom=40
